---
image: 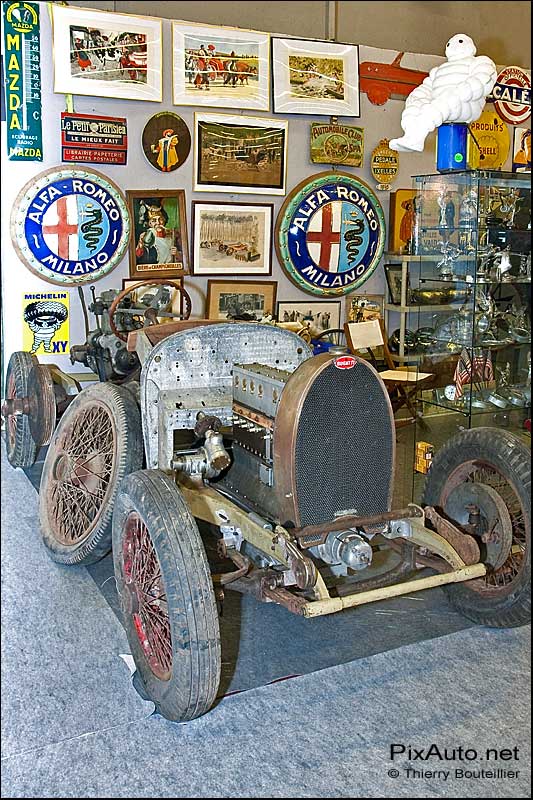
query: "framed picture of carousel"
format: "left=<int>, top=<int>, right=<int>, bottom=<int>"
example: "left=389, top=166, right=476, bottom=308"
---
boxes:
left=172, top=22, right=270, bottom=110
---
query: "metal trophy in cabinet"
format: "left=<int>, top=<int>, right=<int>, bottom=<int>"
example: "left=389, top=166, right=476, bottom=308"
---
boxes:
left=408, top=170, right=531, bottom=440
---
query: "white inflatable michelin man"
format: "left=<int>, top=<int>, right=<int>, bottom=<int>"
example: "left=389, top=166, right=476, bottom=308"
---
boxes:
left=390, top=34, right=497, bottom=153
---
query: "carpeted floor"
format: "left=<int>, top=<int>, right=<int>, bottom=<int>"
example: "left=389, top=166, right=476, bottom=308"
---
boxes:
left=18, top=441, right=477, bottom=696
left=2, top=440, right=531, bottom=798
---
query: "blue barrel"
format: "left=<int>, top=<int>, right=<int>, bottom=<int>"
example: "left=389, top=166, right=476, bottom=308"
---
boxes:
left=436, top=123, right=468, bottom=172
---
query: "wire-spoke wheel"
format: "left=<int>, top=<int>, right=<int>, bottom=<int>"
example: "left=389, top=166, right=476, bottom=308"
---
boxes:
left=39, top=383, right=143, bottom=565
left=113, top=470, right=221, bottom=722
left=424, top=428, right=530, bottom=627
left=3, top=351, right=39, bottom=468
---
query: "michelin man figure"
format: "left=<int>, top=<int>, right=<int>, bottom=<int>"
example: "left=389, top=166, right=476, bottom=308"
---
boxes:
left=390, top=34, right=497, bottom=153
left=23, top=301, right=68, bottom=354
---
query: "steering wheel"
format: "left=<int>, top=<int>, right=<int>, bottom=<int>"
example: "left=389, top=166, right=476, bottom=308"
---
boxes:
left=109, top=279, right=192, bottom=342
left=314, top=328, right=347, bottom=346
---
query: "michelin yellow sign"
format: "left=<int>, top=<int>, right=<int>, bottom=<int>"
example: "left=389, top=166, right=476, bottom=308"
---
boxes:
left=22, top=291, right=69, bottom=354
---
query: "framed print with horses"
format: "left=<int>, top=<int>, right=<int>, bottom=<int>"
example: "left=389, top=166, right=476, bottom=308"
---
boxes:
left=272, top=37, right=359, bottom=117
left=51, top=5, right=162, bottom=102
left=194, top=113, right=288, bottom=195
left=173, top=22, right=270, bottom=111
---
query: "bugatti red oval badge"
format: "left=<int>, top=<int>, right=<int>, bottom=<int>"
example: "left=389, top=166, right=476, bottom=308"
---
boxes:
left=334, top=355, right=357, bottom=370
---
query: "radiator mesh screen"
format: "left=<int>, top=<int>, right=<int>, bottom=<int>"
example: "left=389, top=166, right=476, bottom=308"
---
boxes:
left=294, top=360, right=394, bottom=526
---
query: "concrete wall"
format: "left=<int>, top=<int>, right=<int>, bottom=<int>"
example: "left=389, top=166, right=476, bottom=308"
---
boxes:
left=65, top=0, right=531, bottom=66
left=1, top=2, right=529, bottom=379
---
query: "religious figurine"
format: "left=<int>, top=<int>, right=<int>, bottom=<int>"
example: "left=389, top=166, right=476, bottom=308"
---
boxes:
left=389, top=34, right=496, bottom=153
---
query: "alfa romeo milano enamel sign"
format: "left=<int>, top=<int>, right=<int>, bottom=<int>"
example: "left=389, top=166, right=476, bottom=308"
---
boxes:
left=275, top=172, right=385, bottom=296
left=11, top=166, right=131, bottom=285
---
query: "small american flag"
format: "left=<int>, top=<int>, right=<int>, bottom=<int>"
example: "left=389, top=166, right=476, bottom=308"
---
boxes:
left=454, top=348, right=493, bottom=399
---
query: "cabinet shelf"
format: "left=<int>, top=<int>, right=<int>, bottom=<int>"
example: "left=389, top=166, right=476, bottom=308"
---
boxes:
left=408, top=168, right=531, bottom=439
left=386, top=303, right=458, bottom=313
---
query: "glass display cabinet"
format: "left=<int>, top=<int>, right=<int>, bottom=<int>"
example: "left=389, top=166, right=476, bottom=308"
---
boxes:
left=408, top=170, right=531, bottom=438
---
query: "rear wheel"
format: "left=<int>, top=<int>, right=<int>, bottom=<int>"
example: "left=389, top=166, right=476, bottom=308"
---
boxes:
left=423, top=428, right=530, bottom=627
left=39, top=383, right=143, bottom=565
left=3, top=351, right=39, bottom=468
left=112, top=470, right=221, bottom=722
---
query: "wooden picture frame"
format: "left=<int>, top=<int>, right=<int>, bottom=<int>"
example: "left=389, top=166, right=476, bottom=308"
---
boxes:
left=172, top=21, right=270, bottom=111
left=206, top=280, right=277, bottom=320
left=346, top=293, right=385, bottom=322
left=126, top=190, right=189, bottom=279
left=121, top=278, right=185, bottom=317
left=272, top=37, right=359, bottom=116
left=384, top=263, right=408, bottom=305
left=51, top=5, right=163, bottom=102
left=194, top=112, right=288, bottom=195
left=276, top=300, right=341, bottom=331
left=192, top=201, right=273, bottom=276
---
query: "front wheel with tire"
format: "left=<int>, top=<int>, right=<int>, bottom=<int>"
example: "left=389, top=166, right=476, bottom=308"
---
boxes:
left=423, top=427, right=530, bottom=627
left=39, top=382, right=143, bottom=565
left=112, top=470, right=221, bottom=722
left=3, top=351, right=39, bottom=468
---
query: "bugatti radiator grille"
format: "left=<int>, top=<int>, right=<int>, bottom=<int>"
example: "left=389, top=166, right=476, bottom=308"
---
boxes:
left=293, top=358, right=394, bottom=526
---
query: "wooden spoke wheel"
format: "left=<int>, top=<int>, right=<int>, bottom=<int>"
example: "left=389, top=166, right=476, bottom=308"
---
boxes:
left=424, top=428, right=530, bottom=627
left=113, top=470, right=221, bottom=721
left=2, top=351, right=39, bottom=468
left=39, top=383, right=143, bottom=565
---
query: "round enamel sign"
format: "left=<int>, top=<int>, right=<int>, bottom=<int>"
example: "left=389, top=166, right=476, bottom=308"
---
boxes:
left=275, top=172, right=386, bottom=296
left=492, top=66, right=531, bottom=126
left=11, top=166, right=131, bottom=286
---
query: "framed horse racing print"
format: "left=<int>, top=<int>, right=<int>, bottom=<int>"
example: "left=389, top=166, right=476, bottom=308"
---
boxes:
left=172, top=22, right=270, bottom=110
left=271, top=37, right=359, bottom=117
left=51, top=5, right=162, bottom=102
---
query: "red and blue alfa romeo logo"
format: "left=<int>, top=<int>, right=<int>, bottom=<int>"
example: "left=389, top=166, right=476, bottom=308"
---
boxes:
left=11, top=166, right=131, bottom=286
left=275, top=171, right=385, bottom=296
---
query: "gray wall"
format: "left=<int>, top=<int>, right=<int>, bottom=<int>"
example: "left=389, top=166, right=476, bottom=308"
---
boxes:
left=64, top=1, right=531, bottom=66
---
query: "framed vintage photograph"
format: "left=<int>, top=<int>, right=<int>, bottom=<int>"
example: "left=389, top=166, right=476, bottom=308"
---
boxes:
left=172, top=22, right=270, bottom=110
left=194, top=113, right=288, bottom=195
left=121, top=278, right=185, bottom=317
left=271, top=37, right=359, bottom=116
left=346, top=293, right=385, bottom=323
left=126, top=190, right=189, bottom=280
left=384, top=263, right=408, bottom=305
left=192, top=202, right=273, bottom=276
left=206, top=280, right=277, bottom=320
left=51, top=5, right=162, bottom=102
left=277, top=300, right=341, bottom=331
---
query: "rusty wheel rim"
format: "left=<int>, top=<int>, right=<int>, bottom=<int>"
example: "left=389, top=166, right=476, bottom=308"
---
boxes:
left=122, top=512, right=172, bottom=681
left=47, top=401, right=117, bottom=546
left=6, top=371, right=18, bottom=455
left=441, top=460, right=528, bottom=596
